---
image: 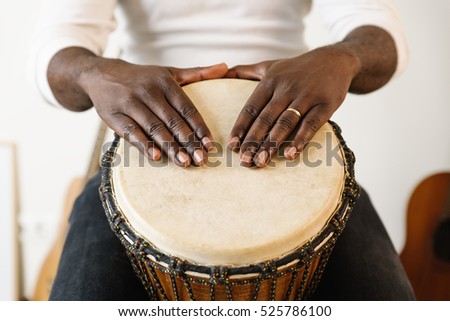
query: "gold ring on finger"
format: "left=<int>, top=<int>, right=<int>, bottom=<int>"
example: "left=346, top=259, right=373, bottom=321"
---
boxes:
left=286, top=107, right=301, bottom=118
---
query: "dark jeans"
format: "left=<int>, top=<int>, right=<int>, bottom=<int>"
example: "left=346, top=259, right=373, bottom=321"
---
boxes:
left=49, top=173, right=415, bottom=300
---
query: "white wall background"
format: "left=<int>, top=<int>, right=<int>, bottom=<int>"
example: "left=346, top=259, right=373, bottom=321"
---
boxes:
left=0, top=0, right=449, bottom=299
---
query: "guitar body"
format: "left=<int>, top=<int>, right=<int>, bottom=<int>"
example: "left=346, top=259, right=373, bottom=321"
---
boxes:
left=401, top=173, right=450, bottom=300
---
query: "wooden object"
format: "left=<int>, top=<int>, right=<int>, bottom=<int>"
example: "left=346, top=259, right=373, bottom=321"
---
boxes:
left=401, top=172, right=450, bottom=300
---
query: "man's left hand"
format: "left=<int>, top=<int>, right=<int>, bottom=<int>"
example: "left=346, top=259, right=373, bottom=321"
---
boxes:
left=226, top=45, right=361, bottom=167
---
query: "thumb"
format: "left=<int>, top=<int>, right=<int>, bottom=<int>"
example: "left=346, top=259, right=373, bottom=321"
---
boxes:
left=224, top=60, right=275, bottom=80
left=168, top=63, right=228, bottom=85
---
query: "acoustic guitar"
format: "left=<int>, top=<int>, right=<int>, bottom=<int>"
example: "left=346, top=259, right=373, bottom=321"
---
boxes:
left=400, top=172, right=450, bottom=300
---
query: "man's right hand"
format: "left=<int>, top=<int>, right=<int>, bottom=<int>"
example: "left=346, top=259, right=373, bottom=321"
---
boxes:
left=48, top=47, right=228, bottom=167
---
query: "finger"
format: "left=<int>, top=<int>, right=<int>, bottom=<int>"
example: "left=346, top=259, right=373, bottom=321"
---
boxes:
left=124, top=101, right=192, bottom=167
left=239, top=95, right=291, bottom=166
left=141, top=93, right=207, bottom=166
left=228, top=81, right=274, bottom=152
left=168, top=63, right=228, bottom=86
left=284, top=105, right=332, bottom=161
left=225, top=60, right=274, bottom=80
left=165, top=85, right=214, bottom=152
left=103, top=113, right=161, bottom=162
left=253, top=104, right=303, bottom=167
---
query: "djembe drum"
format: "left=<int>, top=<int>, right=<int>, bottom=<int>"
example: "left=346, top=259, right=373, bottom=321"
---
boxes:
left=100, top=79, right=359, bottom=300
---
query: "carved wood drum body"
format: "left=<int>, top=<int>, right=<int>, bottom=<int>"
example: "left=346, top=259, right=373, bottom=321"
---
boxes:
left=100, top=79, right=359, bottom=300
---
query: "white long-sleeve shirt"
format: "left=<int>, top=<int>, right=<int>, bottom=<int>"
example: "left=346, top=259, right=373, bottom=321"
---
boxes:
left=27, top=0, right=408, bottom=107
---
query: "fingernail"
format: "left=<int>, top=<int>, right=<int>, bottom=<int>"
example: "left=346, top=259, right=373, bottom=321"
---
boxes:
left=148, top=147, right=161, bottom=161
left=193, top=149, right=204, bottom=165
left=285, top=146, right=297, bottom=160
left=240, top=150, right=253, bottom=165
left=256, top=150, right=269, bottom=167
left=228, top=136, right=240, bottom=151
left=177, top=151, right=190, bottom=166
left=201, top=137, right=214, bottom=151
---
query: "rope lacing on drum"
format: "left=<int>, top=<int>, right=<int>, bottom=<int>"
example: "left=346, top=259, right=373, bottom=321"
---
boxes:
left=131, top=251, right=156, bottom=300
left=220, top=267, right=233, bottom=301
left=148, top=264, right=169, bottom=301
left=295, top=260, right=311, bottom=300
left=268, top=262, right=278, bottom=301
left=135, top=238, right=168, bottom=301
left=284, top=268, right=299, bottom=300
left=112, top=215, right=124, bottom=233
left=175, top=261, right=195, bottom=301
left=251, top=261, right=277, bottom=301
left=168, top=258, right=180, bottom=301
left=304, top=245, right=333, bottom=299
left=209, top=267, right=220, bottom=301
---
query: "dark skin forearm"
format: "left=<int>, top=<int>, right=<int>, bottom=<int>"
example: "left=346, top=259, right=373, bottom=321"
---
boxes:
left=343, top=25, right=397, bottom=94
left=48, top=47, right=97, bottom=111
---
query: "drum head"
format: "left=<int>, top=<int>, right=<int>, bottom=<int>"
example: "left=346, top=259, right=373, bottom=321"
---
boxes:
left=112, top=79, right=345, bottom=266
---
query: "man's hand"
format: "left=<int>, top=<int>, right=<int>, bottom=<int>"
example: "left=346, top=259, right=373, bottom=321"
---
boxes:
left=226, top=26, right=397, bottom=167
left=48, top=47, right=228, bottom=167
left=226, top=47, right=359, bottom=167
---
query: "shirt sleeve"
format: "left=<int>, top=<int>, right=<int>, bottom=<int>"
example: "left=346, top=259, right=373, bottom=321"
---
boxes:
left=314, top=0, right=408, bottom=78
left=27, top=0, right=117, bottom=107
